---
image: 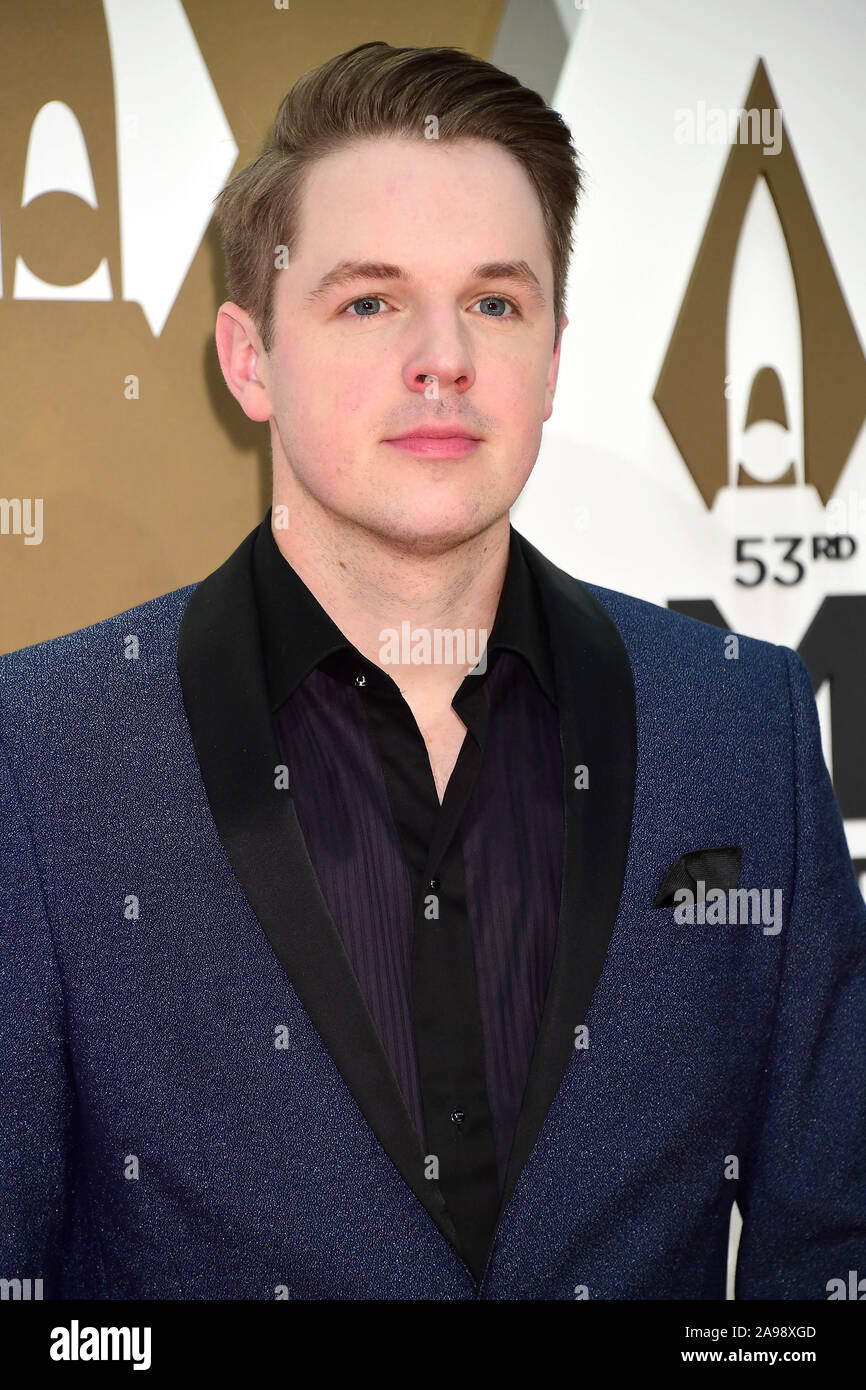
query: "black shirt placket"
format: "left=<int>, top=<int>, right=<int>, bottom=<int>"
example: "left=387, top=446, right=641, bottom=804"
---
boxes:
left=357, top=668, right=502, bottom=1280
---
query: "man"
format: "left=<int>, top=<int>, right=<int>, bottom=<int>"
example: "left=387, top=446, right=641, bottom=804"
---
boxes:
left=1, top=41, right=864, bottom=1301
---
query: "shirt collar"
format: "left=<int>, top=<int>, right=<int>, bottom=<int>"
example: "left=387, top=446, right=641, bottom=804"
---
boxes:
left=252, top=507, right=556, bottom=711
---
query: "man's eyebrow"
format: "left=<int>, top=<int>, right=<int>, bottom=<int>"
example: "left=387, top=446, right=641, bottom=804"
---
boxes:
left=305, top=260, right=407, bottom=304
left=471, top=260, right=546, bottom=307
left=304, top=258, right=546, bottom=307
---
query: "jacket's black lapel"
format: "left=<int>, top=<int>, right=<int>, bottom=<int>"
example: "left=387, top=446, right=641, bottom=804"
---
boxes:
left=492, top=533, right=637, bottom=1233
left=176, top=524, right=464, bottom=1265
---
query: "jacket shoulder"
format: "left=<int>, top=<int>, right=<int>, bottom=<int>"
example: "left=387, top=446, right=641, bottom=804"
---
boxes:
left=581, top=577, right=788, bottom=677
left=0, top=583, right=198, bottom=715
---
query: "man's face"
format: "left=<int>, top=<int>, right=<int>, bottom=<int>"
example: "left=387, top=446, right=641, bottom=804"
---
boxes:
left=242, top=135, right=565, bottom=551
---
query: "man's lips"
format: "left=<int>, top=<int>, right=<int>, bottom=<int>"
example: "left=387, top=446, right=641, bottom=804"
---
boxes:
left=386, top=427, right=480, bottom=440
left=383, top=427, right=482, bottom=458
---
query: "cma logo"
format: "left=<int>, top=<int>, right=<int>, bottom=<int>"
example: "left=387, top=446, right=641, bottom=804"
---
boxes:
left=655, top=59, right=866, bottom=509
left=0, top=0, right=236, bottom=336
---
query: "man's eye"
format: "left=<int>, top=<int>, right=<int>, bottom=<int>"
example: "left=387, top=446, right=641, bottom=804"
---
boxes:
left=341, top=293, right=520, bottom=319
left=343, top=296, right=390, bottom=317
left=471, top=295, right=519, bottom=318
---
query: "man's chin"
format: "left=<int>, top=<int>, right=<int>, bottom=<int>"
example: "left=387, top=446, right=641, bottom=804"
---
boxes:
left=356, top=507, right=505, bottom=558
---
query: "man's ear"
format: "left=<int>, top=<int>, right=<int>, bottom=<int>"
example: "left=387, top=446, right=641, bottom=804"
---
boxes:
left=542, top=313, right=568, bottom=423
left=215, top=302, right=272, bottom=423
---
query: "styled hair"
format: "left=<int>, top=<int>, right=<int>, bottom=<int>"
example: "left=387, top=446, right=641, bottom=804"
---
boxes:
left=212, top=40, right=583, bottom=353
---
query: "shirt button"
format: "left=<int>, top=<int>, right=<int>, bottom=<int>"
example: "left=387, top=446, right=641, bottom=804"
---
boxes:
left=354, top=672, right=366, bottom=688
left=450, top=1110, right=465, bottom=1126
left=429, top=876, right=440, bottom=890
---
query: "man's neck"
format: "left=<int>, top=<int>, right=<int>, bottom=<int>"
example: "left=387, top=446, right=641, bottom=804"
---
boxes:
left=269, top=485, right=510, bottom=707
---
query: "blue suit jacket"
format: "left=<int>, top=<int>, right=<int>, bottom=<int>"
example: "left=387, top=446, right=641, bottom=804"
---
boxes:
left=1, top=522, right=864, bottom=1300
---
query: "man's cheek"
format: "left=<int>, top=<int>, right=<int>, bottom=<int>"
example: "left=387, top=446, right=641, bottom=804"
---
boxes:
left=323, top=375, right=378, bottom=421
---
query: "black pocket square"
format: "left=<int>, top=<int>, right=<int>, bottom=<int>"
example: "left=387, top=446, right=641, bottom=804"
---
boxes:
left=652, top=845, right=742, bottom=908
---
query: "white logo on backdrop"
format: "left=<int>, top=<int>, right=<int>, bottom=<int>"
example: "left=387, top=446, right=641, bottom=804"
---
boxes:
left=516, top=0, right=866, bottom=878
left=1, top=0, right=237, bottom=336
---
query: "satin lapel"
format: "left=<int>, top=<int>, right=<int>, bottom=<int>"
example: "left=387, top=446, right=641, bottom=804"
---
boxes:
left=176, top=525, right=465, bottom=1267
left=492, top=532, right=637, bottom=1228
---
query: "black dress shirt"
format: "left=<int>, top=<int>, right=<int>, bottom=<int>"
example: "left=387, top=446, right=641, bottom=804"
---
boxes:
left=252, top=509, right=564, bottom=1279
